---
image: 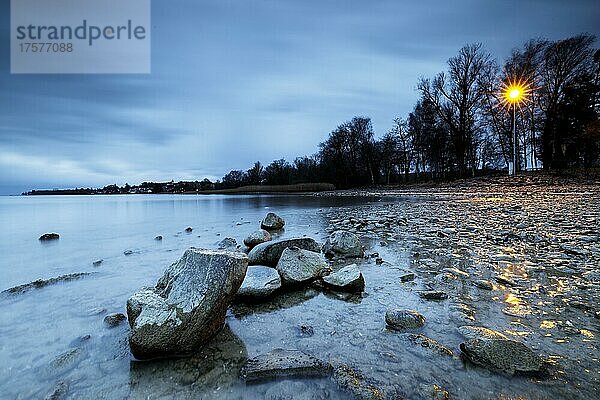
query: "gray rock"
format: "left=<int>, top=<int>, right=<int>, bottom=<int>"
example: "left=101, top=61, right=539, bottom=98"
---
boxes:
left=243, top=229, right=272, bottom=249
left=474, top=279, right=493, bottom=290
left=400, top=273, right=415, bottom=282
left=92, top=259, right=103, bottom=267
left=127, top=248, right=248, bottom=359
left=217, top=237, right=239, bottom=251
left=236, top=265, right=281, bottom=300
left=261, top=212, right=285, bottom=230
left=322, top=264, right=365, bottom=292
left=39, top=233, right=60, bottom=241
left=276, top=247, right=330, bottom=285
left=457, top=326, right=508, bottom=340
left=460, top=338, right=544, bottom=375
left=419, top=291, right=448, bottom=300
left=385, top=309, right=426, bottom=330
left=239, top=348, right=331, bottom=382
left=154, top=235, right=163, bottom=241
left=323, top=230, right=364, bottom=258
left=104, top=313, right=126, bottom=327
left=185, top=227, right=193, bottom=232
left=248, top=237, right=321, bottom=266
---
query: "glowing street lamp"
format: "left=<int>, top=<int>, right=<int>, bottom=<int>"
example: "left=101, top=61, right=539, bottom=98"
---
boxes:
left=500, top=79, right=530, bottom=175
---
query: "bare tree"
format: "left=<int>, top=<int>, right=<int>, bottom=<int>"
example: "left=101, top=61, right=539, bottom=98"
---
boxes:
left=418, top=43, right=495, bottom=177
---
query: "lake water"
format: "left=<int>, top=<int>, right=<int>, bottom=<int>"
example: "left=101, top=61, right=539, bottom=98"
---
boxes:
left=0, top=193, right=597, bottom=399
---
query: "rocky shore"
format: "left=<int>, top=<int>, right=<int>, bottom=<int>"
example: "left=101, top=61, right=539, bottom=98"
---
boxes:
left=10, top=178, right=598, bottom=400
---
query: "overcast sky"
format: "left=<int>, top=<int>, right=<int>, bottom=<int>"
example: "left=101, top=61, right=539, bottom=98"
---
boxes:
left=1, top=0, right=599, bottom=194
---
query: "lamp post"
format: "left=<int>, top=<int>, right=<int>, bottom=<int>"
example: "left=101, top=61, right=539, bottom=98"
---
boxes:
left=503, top=84, right=525, bottom=175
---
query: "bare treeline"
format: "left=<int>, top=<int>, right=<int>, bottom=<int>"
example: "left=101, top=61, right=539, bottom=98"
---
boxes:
left=219, top=34, right=599, bottom=189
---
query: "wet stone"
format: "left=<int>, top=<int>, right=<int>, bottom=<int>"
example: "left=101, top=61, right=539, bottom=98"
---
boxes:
left=296, top=324, right=314, bottom=337
left=39, top=233, right=60, bottom=241
left=460, top=338, right=544, bottom=375
left=44, top=380, right=69, bottom=400
left=457, top=326, right=508, bottom=340
left=405, top=334, right=453, bottom=357
left=322, top=264, right=365, bottom=292
left=400, top=273, right=415, bottom=282
left=385, top=309, right=426, bottom=330
left=236, top=265, right=281, bottom=300
left=239, top=349, right=331, bottom=382
left=261, top=212, right=285, bottom=231
left=419, top=291, right=449, bottom=300
left=473, top=279, right=493, bottom=290
left=103, top=313, right=126, bottom=327
left=333, top=363, right=386, bottom=400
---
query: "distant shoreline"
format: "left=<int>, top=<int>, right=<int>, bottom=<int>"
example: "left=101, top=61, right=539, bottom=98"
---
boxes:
left=22, top=182, right=336, bottom=196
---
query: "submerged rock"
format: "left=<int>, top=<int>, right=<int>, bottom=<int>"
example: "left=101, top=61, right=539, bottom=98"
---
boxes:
left=457, top=326, right=507, bottom=340
left=333, top=363, right=386, bottom=400
left=104, top=313, right=126, bottom=328
left=239, top=348, right=331, bottom=382
left=92, top=259, right=103, bottom=267
left=236, top=265, right=281, bottom=300
left=261, top=212, right=285, bottom=231
left=419, top=291, right=448, bottom=300
left=276, top=247, right=330, bottom=285
left=460, top=338, right=544, bottom=375
left=243, top=229, right=272, bottom=249
left=39, top=233, right=60, bottom=241
left=322, top=264, right=365, bottom=292
left=473, top=279, right=493, bottom=290
left=248, top=237, right=321, bottom=266
left=2, top=272, right=94, bottom=295
left=48, top=348, right=84, bottom=376
left=127, top=248, right=248, bottom=359
left=44, top=380, right=69, bottom=400
left=406, top=334, right=453, bottom=357
left=323, top=230, right=364, bottom=258
left=385, top=309, right=426, bottom=330
left=264, top=381, right=329, bottom=400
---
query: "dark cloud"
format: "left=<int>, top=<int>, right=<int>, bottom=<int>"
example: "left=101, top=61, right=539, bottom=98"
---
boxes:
left=1, top=0, right=599, bottom=194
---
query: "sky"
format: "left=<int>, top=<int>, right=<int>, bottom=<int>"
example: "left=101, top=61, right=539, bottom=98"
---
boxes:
left=1, top=0, right=599, bottom=194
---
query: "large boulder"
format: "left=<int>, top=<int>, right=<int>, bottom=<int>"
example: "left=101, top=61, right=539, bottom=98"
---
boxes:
left=126, top=248, right=248, bottom=359
left=276, top=247, right=330, bottom=285
left=248, top=237, right=321, bottom=266
left=323, top=231, right=364, bottom=258
left=322, top=264, right=365, bottom=292
left=261, top=212, right=285, bottom=231
left=460, top=338, right=544, bottom=375
left=243, top=229, right=272, bottom=249
left=236, top=265, right=281, bottom=300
